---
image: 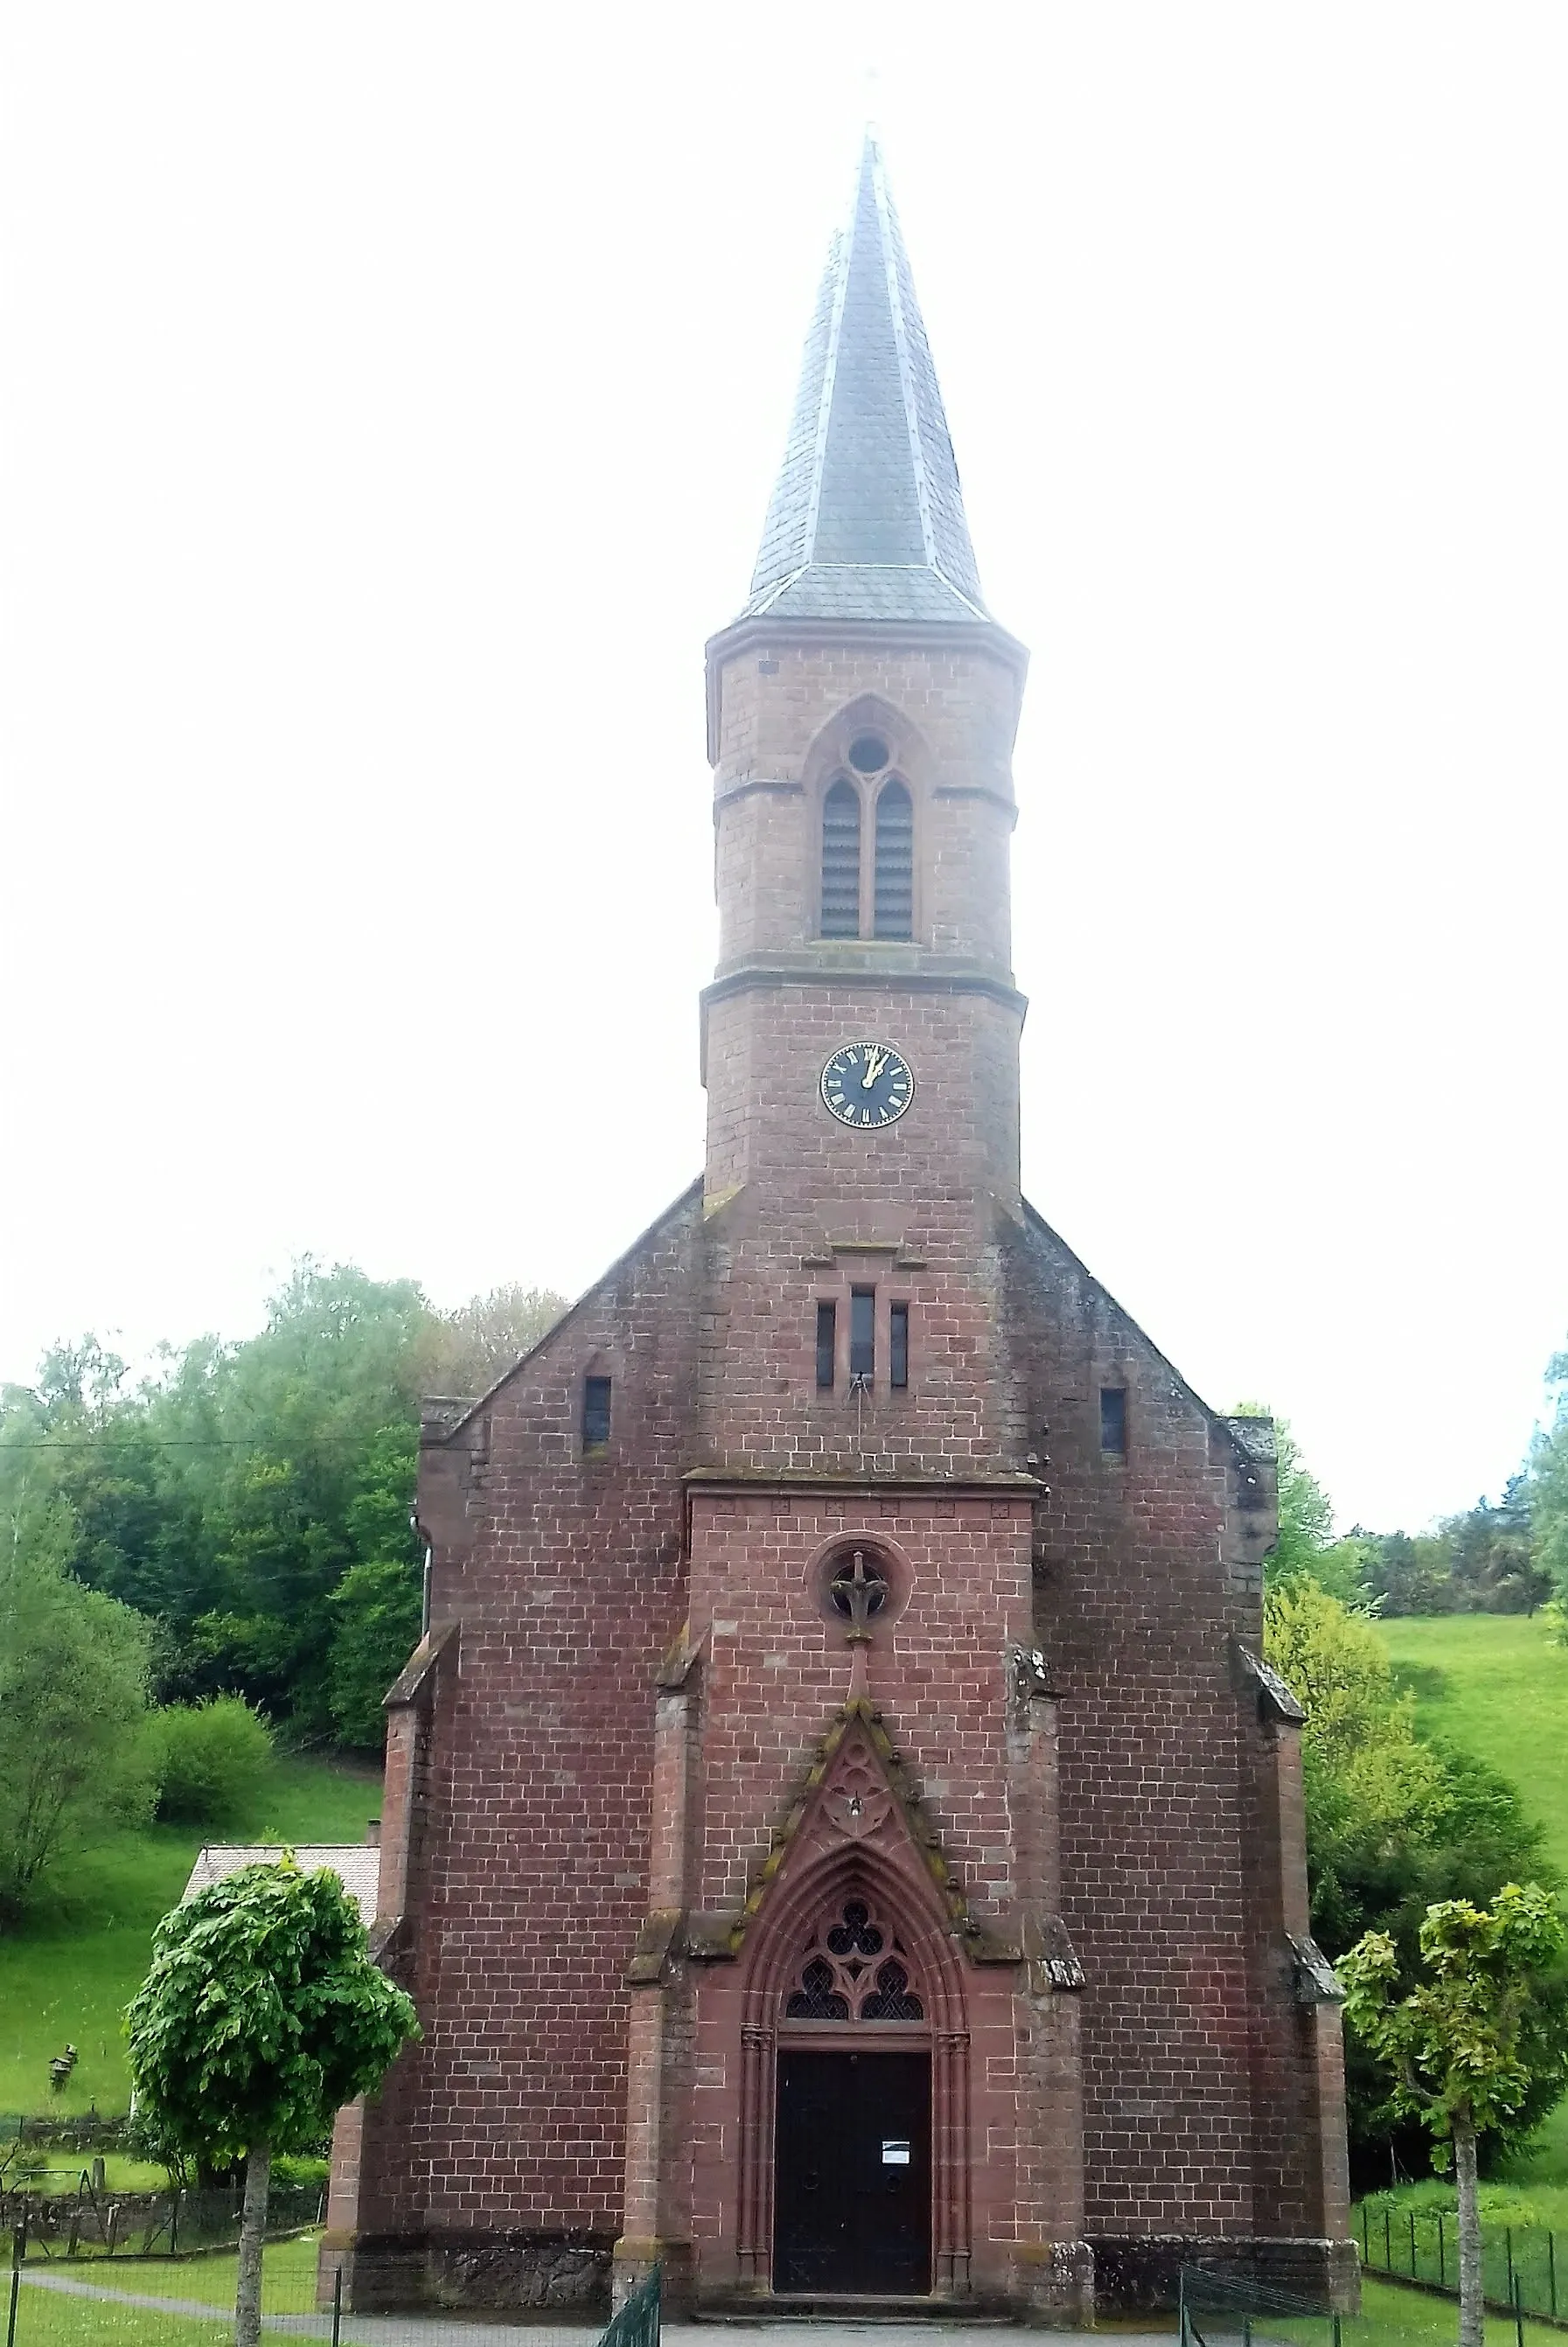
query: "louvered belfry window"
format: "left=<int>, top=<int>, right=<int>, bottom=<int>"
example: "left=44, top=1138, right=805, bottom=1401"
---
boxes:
left=820, top=777, right=861, bottom=937
left=873, top=778, right=914, bottom=938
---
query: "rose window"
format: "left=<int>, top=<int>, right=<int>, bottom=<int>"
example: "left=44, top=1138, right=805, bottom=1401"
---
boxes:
left=783, top=1898, right=925, bottom=2022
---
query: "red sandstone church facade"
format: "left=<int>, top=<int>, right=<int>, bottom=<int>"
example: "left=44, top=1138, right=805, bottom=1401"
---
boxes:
left=321, top=138, right=1353, bottom=2322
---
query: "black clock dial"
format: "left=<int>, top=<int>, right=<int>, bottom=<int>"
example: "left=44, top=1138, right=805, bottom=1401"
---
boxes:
left=820, top=1041, right=915, bottom=1129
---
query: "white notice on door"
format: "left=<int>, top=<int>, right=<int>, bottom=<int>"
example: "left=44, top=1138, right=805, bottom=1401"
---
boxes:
left=881, top=2140, right=911, bottom=2165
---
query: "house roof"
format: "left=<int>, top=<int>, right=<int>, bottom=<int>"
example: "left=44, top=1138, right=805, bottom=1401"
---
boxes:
left=741, top=134, right=988, bottom=630
left=180, top=1844, right=380, bottom=1927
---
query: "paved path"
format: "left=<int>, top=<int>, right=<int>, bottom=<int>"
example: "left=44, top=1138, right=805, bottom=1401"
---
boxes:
left=20, top=2270, right=1179, bottom=2343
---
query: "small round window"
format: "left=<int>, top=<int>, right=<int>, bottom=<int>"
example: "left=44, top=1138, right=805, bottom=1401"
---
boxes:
left=847, top=733, right=889, bottom=775
left=827, top=1547, right=890, bottom=1622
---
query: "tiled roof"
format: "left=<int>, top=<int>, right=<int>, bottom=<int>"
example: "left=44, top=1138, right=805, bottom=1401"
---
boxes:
left=742, top=136, right=988, bottom=628
left=180, top=1844, right=380, bottom=1928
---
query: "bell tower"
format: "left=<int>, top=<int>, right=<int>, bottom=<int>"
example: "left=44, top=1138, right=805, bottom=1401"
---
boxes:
left=698, top=135, right=1031, bottom=1474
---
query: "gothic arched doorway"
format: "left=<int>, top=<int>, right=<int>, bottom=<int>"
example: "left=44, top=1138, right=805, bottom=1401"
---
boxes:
left=735, top=1848, right=972, bottom=2299
left=773, top=1891, right=931, bottom=2294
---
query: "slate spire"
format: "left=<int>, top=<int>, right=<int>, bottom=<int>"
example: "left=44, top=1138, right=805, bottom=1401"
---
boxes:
left=743, top=134, right=988, bottom=626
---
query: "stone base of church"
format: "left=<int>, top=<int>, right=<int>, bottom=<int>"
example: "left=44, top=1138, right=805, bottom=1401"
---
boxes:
left=317, top=2228, right=615, bottom=2316
left=320, top=2227, right=1356, bottom=2323
left=1086, top=2235, right=1362, bottom=2316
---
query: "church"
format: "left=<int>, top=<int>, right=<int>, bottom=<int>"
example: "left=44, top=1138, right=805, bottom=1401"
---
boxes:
left=320, top=136, right=1353, bottom=2323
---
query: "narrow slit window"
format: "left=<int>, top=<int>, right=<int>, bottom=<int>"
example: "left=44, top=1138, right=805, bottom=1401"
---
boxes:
left=582, top=1375, right=612, bottom=1451
left=889, top=1302, right=909, bottom=1390
left=1100, top=1387, right=1127, bottom=1459
left=816, top=1301, right=837, bottom=1391
left=849, top=1288, right=875, bottom=1382
left=820, top=777, right=861, bottom=938
left=873, top=777, right=914, bottom=939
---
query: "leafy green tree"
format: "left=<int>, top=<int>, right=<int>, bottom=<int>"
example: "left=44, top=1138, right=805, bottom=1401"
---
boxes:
left=1342, top=1884, right=1568, bottom=2347
left=1265, top=1575, right=1561, bottom=2174
left=150, top=1697, right=274, bottom=1826
left=328, top=1558, right=422, bottom=1749
left=0, top=1500, right=154, bottom=1921
left=126, top=1856, right=418, bottom=2347
left=421, top=1282, right=566, bottom=1398
left=1533, top=1351, right=1568, bottom=1629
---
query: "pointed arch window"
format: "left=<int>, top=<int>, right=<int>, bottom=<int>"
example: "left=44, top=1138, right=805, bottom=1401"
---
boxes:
left=873, top=779, right=914, bottom=938
left=782, top=1897, right=926, bottom=2023
left=820, top=778, right=861, bottom=938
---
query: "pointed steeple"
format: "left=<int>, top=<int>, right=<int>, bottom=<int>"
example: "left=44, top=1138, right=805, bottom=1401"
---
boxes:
left=743, top=135, right=989, bottom=626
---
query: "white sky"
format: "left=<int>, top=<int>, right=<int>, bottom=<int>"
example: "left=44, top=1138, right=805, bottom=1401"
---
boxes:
left=3, top=3, right=1565, bottom=1534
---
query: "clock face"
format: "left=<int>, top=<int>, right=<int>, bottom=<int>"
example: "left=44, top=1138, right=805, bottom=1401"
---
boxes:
left=820, top=1041, right=915, bottom=1129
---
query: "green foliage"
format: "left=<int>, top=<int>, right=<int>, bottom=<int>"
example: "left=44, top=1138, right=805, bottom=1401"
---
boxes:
left=0, top=1498, right=155, bottom=1923
left=0, top=1753, right=380, bottom=2116
left=328, top=1557, right=422, bottom=1749
left=127, top=1855, right=418, bottom=2164
left=1342, top=1883, right=1568, bottom=2147
left=1265, top=1579, right=1562, bottom=2169
left=1533, top=1352, right=1568, bottom=1624
left=0, top=1262, right=565, bottom=1743
left=150, top=1697, right=274, bottom=1826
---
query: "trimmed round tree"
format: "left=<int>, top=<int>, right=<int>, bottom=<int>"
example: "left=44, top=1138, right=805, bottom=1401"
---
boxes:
left=1342, top=1881, right=1568, bottom=2347
left=128, top=1854, right=418, bottom=2347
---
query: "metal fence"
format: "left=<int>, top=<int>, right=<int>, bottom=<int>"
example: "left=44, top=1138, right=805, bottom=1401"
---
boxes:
left=4, top=2226, right=655, bottom=2346
left=1359, top=2200, right=1565, bottom=2325
left=1179, top=2264, right=1348, bottom=2347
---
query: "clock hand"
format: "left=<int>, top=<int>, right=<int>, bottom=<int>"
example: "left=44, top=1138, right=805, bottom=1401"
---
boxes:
left=861, top=1048, right=888, bottom=1089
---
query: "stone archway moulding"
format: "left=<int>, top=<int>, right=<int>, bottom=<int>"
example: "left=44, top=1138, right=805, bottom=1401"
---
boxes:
left=733, top=1736, right=972, bottom=2295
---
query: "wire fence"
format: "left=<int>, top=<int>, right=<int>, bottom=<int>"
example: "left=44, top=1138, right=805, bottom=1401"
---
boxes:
left=1180, top=2264, right=1349, bottom=2347
left=1358, top=2201, right=1565, bottom=2326
left=3, top=2223, right=645, bottom=2346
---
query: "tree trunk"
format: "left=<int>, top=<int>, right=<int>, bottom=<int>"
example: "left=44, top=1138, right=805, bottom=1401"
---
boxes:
left=1455, top=2115, right=1484, bottom=2347
left=235, top=2140, right=271, bottom=2347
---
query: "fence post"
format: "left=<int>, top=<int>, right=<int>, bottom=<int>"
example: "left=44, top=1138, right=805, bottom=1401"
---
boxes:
left=1439, top=2211, right=1446, bottom=2290
left=1551, top=2230, right=1558, bottom=2320
left=6, top=2225, right=21, bottom=2347
left=1507, top=2228, right=1515, bottom=2306
left=1514, top=2272, right=1525, bottom=2347
left=1334, top=2315, right=1342, bottom=2347
left=1384, top=2210, right=1392, bottom=2272
left=331, top=2264, right=343, bottom=2347
left=1411, top=2210, right=1418, bottom=2278
left=170, top=2190, right=178, bottom=2259
left=1362, top=2204, right=1369, bottom=2261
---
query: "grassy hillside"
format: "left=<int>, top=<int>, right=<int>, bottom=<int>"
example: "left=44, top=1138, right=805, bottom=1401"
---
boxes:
left=1373, top=1612, right=1568, bottom=2188
left=1376, top=1614, right=1568, bottom=1881
left=0, top=1755, right=380, bottom=2121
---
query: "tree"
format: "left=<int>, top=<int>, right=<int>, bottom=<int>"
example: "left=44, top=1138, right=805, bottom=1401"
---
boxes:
left=0, top=1500, right=154, bottom=1922
left=421, top=1281, right=567, bottom=1398
left=1342, top=1884, right=1568, bottom=2347
left=1264, top=1575, right=1561, bottom=2176
left=127, top=1856, right=418, bottom=2347
left=1533, top=1351, right=1568, bottom=1627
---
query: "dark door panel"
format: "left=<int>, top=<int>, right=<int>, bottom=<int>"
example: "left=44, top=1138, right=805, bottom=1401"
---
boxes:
left=773, top=2047, right=930, bottom=2295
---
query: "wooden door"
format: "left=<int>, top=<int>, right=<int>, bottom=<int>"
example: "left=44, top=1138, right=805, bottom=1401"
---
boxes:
left=773, top=2047, right=931, bottom=2295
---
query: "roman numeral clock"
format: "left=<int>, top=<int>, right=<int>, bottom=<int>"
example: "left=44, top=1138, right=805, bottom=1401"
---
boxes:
left=820, top=1041, right=915, bottom=1129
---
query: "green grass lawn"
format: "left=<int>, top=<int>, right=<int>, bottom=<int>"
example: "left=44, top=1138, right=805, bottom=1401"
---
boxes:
left=1376, top=1615, right=1568, bottom=1883
left=0, top=1755, right=380, bottom=2121
left=1372, top=1613, right=1568, bottom=2193
left=1358, top=2276, right=1567, bottom=2347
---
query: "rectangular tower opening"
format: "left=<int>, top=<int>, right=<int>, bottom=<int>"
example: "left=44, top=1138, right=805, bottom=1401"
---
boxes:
left=1100, top=1386, right=1127, bottom=1459
left=849, top=1289, right=875, bottom=1382
left=816, top=1302, right=837, bottom=1391
left=889, top=1301, right=909, bottom=1389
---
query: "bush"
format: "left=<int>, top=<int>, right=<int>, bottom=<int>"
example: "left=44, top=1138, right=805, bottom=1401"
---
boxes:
left=150, top=1696, right=272, bottom=1825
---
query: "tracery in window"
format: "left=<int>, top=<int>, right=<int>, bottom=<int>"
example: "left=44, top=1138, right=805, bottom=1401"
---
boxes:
left=873, top=778, right=913, bottom=939
left=820, top=778, right=861, bottom=937
left=783, top=1897, right=926, bottom=2022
